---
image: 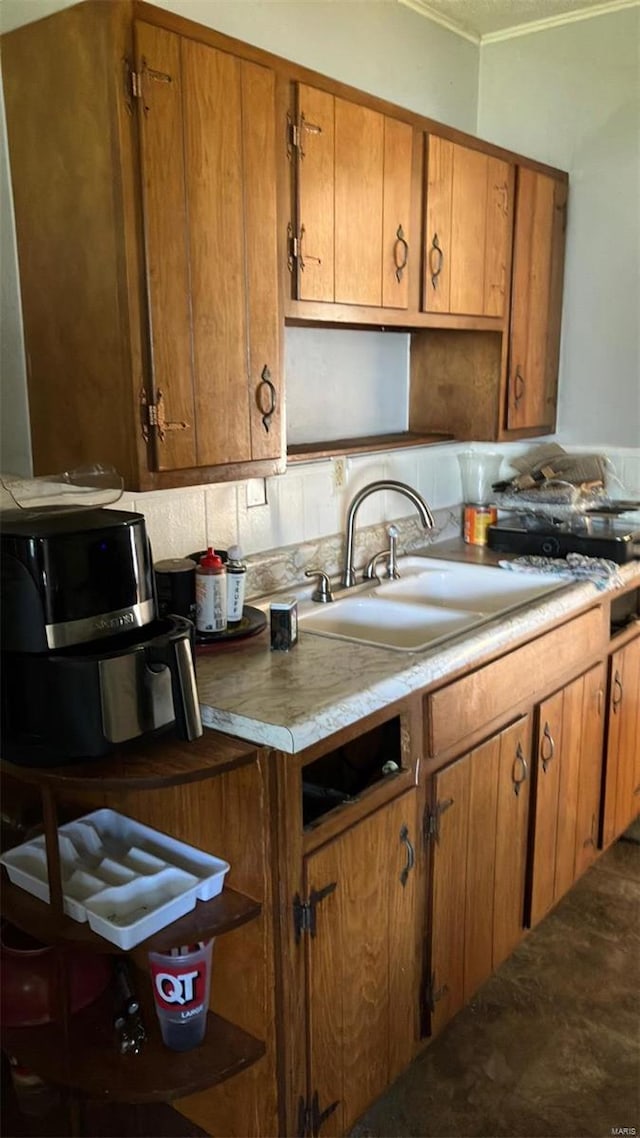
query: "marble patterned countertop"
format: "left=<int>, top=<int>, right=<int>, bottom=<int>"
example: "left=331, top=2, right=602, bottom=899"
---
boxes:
left=195, top=541, right=640, bottom=754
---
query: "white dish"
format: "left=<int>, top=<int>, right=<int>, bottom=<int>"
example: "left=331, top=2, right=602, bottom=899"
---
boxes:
left=0, top=809, right=230, bottom=950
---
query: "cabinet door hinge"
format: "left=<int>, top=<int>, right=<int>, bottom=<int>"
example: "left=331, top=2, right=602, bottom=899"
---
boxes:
left=424, top=970, right=448, bottom=1015
left=140, top=389, right=190, bottom=444
left=423, top=796, right=454, bottom=844
left=287, top=221, right=299, bottom=273
left=297, top=1092, right=339, bottom=1137
left=131, top=69, right=142, bottom=99
left=293, top=881, right=337, bottom=944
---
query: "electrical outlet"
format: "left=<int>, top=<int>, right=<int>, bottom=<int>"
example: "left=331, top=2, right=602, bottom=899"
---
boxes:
left=246, top=478, right=268, bottom=508
left=332, top=457, right=346, bottom=492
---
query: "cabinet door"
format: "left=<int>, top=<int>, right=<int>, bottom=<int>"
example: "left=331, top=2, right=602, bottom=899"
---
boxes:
left=423, top=136, right=512, bottom=317
left=574, top=662, right=606, bottom=877
left=529, top=665, right=605, bottom=927
left=429, top=716, right=531, bottom=1036
left=602, top=636, right=640, bottom=847
left=493, top=716, right=532, bottom=969
left=507, top=168, right=567, bottom=432
left=135, top=23, right=280, bottom=471
left=296, top=85, right=412, bottom=309
left=305, top=790, right=418, bottom=1136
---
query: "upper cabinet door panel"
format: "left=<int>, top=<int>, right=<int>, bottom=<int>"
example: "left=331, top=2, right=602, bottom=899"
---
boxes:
left=295, top=84, right=412, bottom=309
left=334, top=98, right=384, bottom=305
left=135, top=22, right=281, bottom=472
left=135, top=21, right=197, bottom=471
left=424, top=136, right=512, bottom=318
left=241, top=60, right=282, bottom=463
left=507, top=167, right=565, bottom=432
left=182, top=37, right=251, bottom=469
left=381, top=117, right=413, bottom=310
left=296, top=84, right=335, bottom=302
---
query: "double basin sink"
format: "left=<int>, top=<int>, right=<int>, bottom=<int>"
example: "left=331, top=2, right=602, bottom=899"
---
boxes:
left=298, top=557, right=567, bottom=652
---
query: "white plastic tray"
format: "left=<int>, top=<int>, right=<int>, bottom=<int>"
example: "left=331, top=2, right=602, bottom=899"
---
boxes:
left=0, top=809, right=230, bottom=950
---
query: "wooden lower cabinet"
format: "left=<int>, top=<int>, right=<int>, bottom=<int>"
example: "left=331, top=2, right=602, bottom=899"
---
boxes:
left=303, top=789, right=418, bottom=1136
left=427, top=715, right=531, bottom=1037
left=601, top=634, right=640, bottom=848
left=528, top=662, right=606, bottom=927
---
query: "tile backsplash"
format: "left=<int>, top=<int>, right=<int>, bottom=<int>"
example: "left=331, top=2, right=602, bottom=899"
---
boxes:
left=119, top=441, right=640, bottom=586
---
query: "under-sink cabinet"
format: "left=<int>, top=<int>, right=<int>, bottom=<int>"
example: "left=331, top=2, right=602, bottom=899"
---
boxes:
left=426, top=714, right=532, bottom=1038
left=527, top=662, right=606, bottom=928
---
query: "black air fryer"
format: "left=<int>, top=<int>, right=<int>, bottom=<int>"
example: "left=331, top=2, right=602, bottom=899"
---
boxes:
left=1, top=508, right=202, bottom=766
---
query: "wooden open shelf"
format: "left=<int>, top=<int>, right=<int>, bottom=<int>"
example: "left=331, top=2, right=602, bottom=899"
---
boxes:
left=2, top=981, right=266, bottom=1103
left=1, top=875, right=262, bottom=955
left=286, top=430, right=453, bottom=463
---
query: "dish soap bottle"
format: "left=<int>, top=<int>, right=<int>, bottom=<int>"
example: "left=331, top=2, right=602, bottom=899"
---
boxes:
left=195, top=548, right=227, bottom=633
left=226, top=545, right=247, bottom=627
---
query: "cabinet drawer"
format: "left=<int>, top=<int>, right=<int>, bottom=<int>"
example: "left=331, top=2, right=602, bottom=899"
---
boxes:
left=426, top=607, right=605, bottom=756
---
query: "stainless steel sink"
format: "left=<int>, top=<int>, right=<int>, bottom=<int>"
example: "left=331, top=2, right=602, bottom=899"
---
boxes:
left=298, top=556, right=567, bottom=652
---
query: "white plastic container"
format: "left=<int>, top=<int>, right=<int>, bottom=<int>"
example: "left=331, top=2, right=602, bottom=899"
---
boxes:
left=0, top=809, right=230, bottom=950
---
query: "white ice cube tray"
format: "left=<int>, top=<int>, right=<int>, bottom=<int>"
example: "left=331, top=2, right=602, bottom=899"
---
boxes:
left=0, top=809, right=230, bottom=950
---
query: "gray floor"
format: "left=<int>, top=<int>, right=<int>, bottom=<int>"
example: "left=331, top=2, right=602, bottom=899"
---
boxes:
left=351, top=838, right=640, bottom=1138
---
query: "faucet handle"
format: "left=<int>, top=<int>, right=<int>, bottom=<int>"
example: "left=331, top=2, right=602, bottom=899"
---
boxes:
left=305, top=569, right=334, bottom=603
left=387, top=525, right=400, bottom=579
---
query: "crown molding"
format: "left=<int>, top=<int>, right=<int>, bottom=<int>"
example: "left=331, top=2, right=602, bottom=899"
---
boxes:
left=482, top=0, right=639, bottom=42
left=397, top=0, right=480, bottom=43
left=398, top=0, right=639, bottom=45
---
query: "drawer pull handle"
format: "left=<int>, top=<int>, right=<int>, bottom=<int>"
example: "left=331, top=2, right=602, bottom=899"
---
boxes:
left=612, top=670, right=623, bottom=713
left=399, top=824, right=415, bottom=887
left=514, top=367, right=525, bottom=408
left=540, top=722, right=555, bottom=772
left=512, top=742, right=528, bottom=796
left=394, top=225, right=409, bottom=283
left=430, top=233, right=443, bottom=290
left=256, top=365, right=277, bottom=434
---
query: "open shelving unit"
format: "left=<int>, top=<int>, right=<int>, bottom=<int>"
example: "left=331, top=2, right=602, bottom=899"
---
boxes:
left=0, top=734, right=268, bottom=1120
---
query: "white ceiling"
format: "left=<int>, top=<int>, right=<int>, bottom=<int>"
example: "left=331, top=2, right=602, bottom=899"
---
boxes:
left=399, top=0, right=639, bottom=42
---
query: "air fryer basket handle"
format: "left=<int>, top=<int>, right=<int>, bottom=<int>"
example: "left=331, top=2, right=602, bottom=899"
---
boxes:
left=145, top=626, right=203, bottom=741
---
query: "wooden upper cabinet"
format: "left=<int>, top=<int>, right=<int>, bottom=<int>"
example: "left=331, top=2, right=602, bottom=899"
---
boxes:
left=507, top=167, right=567, bottom=432
left=423, top=136, right=513, bottom=318
left=294, top=84, right=413, bottom=309
left=135, top=21, right=281, bottom=472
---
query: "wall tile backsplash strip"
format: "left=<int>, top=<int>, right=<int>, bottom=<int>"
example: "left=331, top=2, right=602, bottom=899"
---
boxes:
left=118, top=441, right=640, bottom=599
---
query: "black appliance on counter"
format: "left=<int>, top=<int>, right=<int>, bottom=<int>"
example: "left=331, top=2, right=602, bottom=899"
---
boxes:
left=1, top=508, right=202, bottom=766
left=487, top=515, right=640, bottom=563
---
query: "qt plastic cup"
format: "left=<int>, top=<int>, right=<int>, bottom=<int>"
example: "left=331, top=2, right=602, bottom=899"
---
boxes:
left=457, top=451, right=502, bottom=505
left=148, top=940, right=213, bottom=1052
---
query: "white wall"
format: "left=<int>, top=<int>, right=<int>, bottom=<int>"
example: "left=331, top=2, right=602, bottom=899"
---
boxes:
left=478, top=6, right=640, bottom=448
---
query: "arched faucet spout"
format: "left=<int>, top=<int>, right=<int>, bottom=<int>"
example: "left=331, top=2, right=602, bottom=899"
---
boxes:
left=341, top=480, right=435, bottom=588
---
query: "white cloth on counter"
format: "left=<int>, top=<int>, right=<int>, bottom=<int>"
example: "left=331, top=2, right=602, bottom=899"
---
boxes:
left=498, top=553, right=623, bottom=591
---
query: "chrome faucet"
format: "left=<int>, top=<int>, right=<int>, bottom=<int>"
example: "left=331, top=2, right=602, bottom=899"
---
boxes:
left=341, top=480, right=435, bottom=588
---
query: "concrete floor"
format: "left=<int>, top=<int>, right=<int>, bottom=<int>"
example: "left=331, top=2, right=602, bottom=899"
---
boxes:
left=351, top=838, right=640, bottom=1138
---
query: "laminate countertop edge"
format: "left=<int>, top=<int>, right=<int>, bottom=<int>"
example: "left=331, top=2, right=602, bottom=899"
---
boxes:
left=195, top=553, right=640, bottom=754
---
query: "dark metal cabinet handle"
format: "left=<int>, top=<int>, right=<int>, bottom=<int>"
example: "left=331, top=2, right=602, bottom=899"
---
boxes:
left=612, top=670, right=623, bottom=713
left=399, top=824, right=415, bottom=887
left=540, top=722, right=555, bottom=772
left=512, top=742, right=529, bottom=797
left=394, top=225, right=409, bottom=283
left=256, top=365, right=276, bottom=434
left=514, top=367, right=525, bottom=408
left=429, top=233, right=443, bottom=289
